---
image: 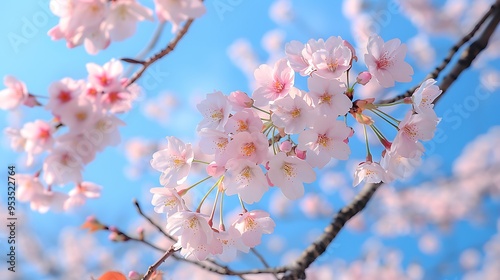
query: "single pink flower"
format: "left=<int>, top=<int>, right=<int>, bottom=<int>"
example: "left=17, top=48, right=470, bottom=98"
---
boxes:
left=233, top=210, right=275, bottom=248
left=0, top=76, right=28, bottom=110
left=150, top=136, right=194, bottom=187
left=364, top=35, right=414, bottom=88
left=223, top=158, right=269, bottom=204
left=252, top=58, right=295, bottom=106
left=267, top=152, right=316, bottom=200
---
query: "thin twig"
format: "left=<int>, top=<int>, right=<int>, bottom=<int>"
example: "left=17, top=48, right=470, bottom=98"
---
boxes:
left=133, top=199, right=176, bottom=242
left=142, top=245, right=179, bottom=280
left=124, top=22, right=166, bottom=77
left=250, top=248, right=278, bottom=279
left=126, top=19, right=195, bottom=86
left=436, top=1, right=500, bottom=101
left=378, top=0, right=499, bottom=104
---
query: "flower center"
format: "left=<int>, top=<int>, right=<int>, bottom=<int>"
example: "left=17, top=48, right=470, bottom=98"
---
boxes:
left=290, top=108, right=301, bottom=118
left=282, top=163, right=295, bottom=178
left=241, top=143, right=256, bottom=156
left=274, top=80, right=284, bottom=93
left=317, top=134, right=330, bottom=147
left=319, top=92, right=332, bottom=105
left=58, top=91, right=72, bottom=103
left=237, top=120, right=248, bottom=132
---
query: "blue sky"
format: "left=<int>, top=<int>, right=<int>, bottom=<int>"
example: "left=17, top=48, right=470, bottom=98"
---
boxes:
left=1, top=1, right=500, bottom=279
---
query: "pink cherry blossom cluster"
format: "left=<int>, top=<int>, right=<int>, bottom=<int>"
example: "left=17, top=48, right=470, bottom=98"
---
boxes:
left=47, top=0, right=206, bottom=54
left=48, top=0, right=154, bottom=54
left=149, top=34, right=442, bottom=260
left=3, top=60, right=141, bottom=212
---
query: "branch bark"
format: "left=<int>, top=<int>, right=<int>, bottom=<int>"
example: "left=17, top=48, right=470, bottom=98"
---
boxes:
left=379, top=0, right=500, bottom=104
left=126, top=19, right=195, bottom=87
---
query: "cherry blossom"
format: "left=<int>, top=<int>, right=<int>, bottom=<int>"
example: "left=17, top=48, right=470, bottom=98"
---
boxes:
left=252, top=58, right=295, bottom=106
left=228, top=90, right=254, bottom=110
left=353, top=161, right=387, bottom=187
left=0, top=76, right=28, bottom=110
left=307, top=75, right=352, bottom=117
left=356, top=71, right=372, bottom=85
left=166, top=211, right=214, bottom=253
left=154, top=0, right=206, bottom=32
left=150, top=187, right=185, bottom=216
left=298, top=118, right=352, bottom=168
left=46, top=78, right=85, bottom=116
left=311, top=36, right=353, bottom=79
left=20, top=120, right=55, bottom=165
left=364, top=35, right=414, bottom=87
left=214, top=227, right=250, bottom=262
left=42, top=147, right=84, bottom=186
left=86, top=59, right=124, bottom=91
left=223, top=158, right=269, bottom=204
left=198, top=128, right=229, bottom=156
left=270, top=94, right=313, bottom=134
left=392, top=111, right=439, bottom=158
left=64, top=181, right=102, bottom=210
left=410, top=78, right=442, bottom=114
left=105, top=0, right=153, bottom=41
left=150, top=136, right=194, bottom=187
left=267, top=152, right=316, bottom=200
left=30, top=190, right=69, bottom=213
left=196, top=91, right=232, bottom=132
left=285, top=40, right=315, bottom=76
left=222, top=131, right=268, bottom=165
left=17, top=174, right=44, bottom=202
left=4, top=127, right=26, bottom=152
left=48, top=0, right=153, bottom=54
left=232, top=210, right=276, bottom=247
left=224, top=109, right=263, bottom=135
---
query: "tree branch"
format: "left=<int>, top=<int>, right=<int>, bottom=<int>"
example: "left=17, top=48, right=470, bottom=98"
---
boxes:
left=379, top=0, right=500, bottom=104
left=133, top=199, right=176, bottom=242
left=126, top=18, right=196, bottom=87
left=142, top=245, right=179, bottom=280
left=280, top=182, right=382, bottom=280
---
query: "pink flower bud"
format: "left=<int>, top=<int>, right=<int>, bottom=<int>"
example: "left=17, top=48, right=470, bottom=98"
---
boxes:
left=279, top=140, right=292, bottom=152
left=128, top=271, right=141, bottom=280
left=228, top=90, right=253, bottom=109
left=356, top=71, right=372, bottom=85
left=23, top=94, right=41, bottom=107
left=206, top=161, right=225, bottom=177
left=343, top=40, right=357, bottom=61
left=295, top=149, right=306, bottom=160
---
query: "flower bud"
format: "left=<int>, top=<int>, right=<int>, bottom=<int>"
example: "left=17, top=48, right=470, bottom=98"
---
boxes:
left=279, top=140, right=292, bottom=153
left=128, top=271, right=141, bottom=280
left=228, top=90, right=253, bottom=109
left=206, top=161, right=225, bottom=177
left=356, top=71, right=372, bottom=85
left=295, top=148, right=306, bottom=160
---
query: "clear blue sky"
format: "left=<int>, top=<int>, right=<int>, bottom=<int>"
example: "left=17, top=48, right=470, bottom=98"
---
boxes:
left=1, top=1, right=499, bottom=279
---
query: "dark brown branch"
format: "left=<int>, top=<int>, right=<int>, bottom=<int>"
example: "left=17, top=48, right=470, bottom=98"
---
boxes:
left=379, top=0, right=500, bottom=104
left=133, top=199, right=176, bottom=242
left=142, top=245, right=179, bottom=280
left=126, top=19, right=195, bottom=86
left=250, top=248, right=279, bottom=279
left=436, top=1, right=500, bottom=101
left=281, top=182, right=382, bottom=280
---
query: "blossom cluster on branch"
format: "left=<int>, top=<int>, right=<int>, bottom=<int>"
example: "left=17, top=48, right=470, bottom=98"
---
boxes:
left=3, top=60, right=141, bottom=212
left=148, top=34, right=443, bottom=261
left=47, top=0, right=205, bottom=54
